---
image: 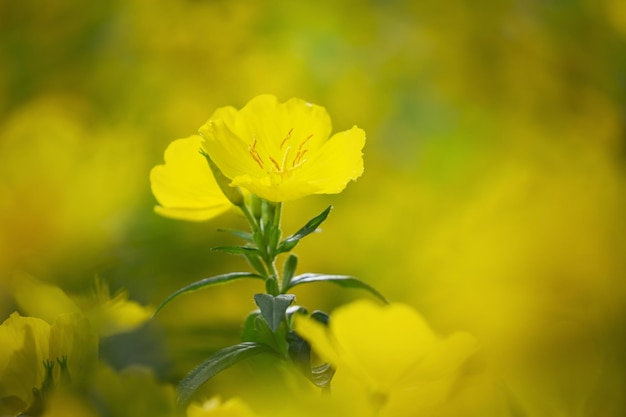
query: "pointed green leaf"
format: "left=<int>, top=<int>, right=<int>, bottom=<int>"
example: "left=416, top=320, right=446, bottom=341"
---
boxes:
left=217, top=228, right=254, bottom=243
left=242, top=313, right=276, bottom=348
left=253, top=293, right=296, bottom=332
left=277, top=206, right=332, bottom=253
left=243, top=252, right=268, bottom=276
left=281, top=254, right=298, bottom=292
left=285, top=273, right=387, bottom=303
left=153, top=272, right=263, bottom=317
left=177, top=342, right=271, bottom=405
left=212, top=246, right=263, bottom=257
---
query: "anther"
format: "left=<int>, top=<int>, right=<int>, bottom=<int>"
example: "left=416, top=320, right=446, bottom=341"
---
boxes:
left=248, top=136, right=265, bottom=169
left=269, top=156, right=282, bottom=172
left=280, top=128, right=294, bottom=150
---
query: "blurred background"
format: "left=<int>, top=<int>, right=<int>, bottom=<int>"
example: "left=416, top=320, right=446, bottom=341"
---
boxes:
left=1, top=0, right=626, bottom=415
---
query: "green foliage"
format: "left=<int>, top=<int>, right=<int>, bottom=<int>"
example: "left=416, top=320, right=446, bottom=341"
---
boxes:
left=154, top=192, right=385, bottom=400
left=277, top=205, right=332, bottom=254
left=152, top=272, right=264, bottom=317
left=253, top=293, right=295, bottom=332
left=286, top=273, right=388, bottom=303
left=177, top=342, right=272, bottom=405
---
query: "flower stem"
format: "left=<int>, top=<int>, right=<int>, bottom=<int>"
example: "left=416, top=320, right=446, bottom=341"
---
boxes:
left=241, top=197, right=284, bottom=296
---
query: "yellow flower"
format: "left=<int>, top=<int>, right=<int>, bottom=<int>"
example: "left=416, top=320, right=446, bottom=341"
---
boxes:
left=198, top=95, right=365, bottom=202
left=150, top=135, right=234, bottom=221
left=12, top=273, right=153, bottom=338
left=295, top=300, right=477, bottom=417
left=0, top=312, right=98, bottom=416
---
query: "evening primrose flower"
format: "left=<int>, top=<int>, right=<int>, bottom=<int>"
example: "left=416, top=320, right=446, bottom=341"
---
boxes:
left=198, top=95, right=365, bottom=202
left=150, top=135, right=234, bottom=221
left=295, top=300, right=477, bottom=417
left=0, top=312, right=97, bottom=416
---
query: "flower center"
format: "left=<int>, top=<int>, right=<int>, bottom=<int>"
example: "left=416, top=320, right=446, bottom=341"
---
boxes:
left=248, top=128, right=313, bottom=177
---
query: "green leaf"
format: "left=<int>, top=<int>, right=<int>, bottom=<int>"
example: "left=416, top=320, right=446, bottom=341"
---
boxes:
left=267, top=225, right=281, bottom=256
left=281, top=254, right=298, bottom=292
left=285, top=273, right=388, bottom=303
left=310, top=310, right=330, bottom=325
left=287, top=330, right=334, bottom=388
left=243, top=252, right=268, bottom=276
left=242, top=313, right=275, bottom=346
left=153, top=272, right=263, bottom=317
left=311, top=363, right=335, bottom=388
left=253, top=293, right=296, bottom=332
left=287, top=330, right=311, bottom=373
left=217, top=228, right=254, bottom=243
left=277, top=206, right=332, bottom=253
left=177, top=342, right=271, bottom=405
left=212, top=246, right=263, bottom=257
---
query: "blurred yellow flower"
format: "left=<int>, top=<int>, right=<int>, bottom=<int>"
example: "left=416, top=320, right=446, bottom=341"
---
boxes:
left=12, top=273, right=153, bottom=338
left=295, top=300, right=477, bottom=417
left=0, top=312, right=97, bottom=416
left=150, top=135, right=234, bottom=222
left=198, top=95, right=365, bottom=202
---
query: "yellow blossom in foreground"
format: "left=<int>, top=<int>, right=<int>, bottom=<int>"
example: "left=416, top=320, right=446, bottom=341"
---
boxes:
left=198, top=95, right=365, bottom=202
left=150, top=135, right=234, bottom=221
left=0, top=312, right=98, bottom=416
left=295, top=300, right=477, bottom=417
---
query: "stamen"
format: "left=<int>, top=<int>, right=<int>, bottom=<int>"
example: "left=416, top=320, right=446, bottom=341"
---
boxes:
left=269, top=156, right=282, bottom=172
left=280, top=128, right=294, bottom=150
left=298, top=134, right=313, bottom=151
left=248, top=136, right=264, bottom=169
left=292, top=134, right=313, bottom=168
left=280, top=146, right=292, bottom=172
left=293, top=149, right=309, bottom=167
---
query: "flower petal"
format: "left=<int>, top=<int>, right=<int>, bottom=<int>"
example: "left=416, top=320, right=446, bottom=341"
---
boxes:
left=12, top=272, right=81, bottom=325
left=0, top=313, right=51, bottom=415
left=199, top=95, right=336, bottom=202
left=150, top=135, right=233, bottom=222
left=199, top=106, right=260, bottom=180
left=296, top=126, right=365, bottom=195
left=328, top=300, right=437, bottom=390
left=230, top=173, right=322, bottom=202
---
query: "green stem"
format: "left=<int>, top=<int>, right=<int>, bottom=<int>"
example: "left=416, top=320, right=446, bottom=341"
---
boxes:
left=241, top=198, right=284, bottom=296
left=240, top=203, right=259, bottom=235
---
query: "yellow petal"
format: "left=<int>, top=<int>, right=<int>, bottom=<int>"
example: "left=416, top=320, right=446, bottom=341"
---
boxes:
left=12, top=273, right=81, bottom=324
left=230, top=173, right=321, bottom=202
left=198, top=95, right=349, bottom=202
left=199, top=107, right=260, bottom=180
left=150, top=135, right=233, bottom=222
left=48, top=313, right=98, bottom=385
left=82, top=289, right=153, bottom=338
left=293, top=315, right=341, bottom=367
left=0, top=313, right=51, bottom=415
left=328, top=300, right=437, bottom=390
left=297, top=126, right=366, bottom=195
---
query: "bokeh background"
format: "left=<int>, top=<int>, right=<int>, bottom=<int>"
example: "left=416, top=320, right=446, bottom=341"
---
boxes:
left=2, top=0, right=626, bottom=415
